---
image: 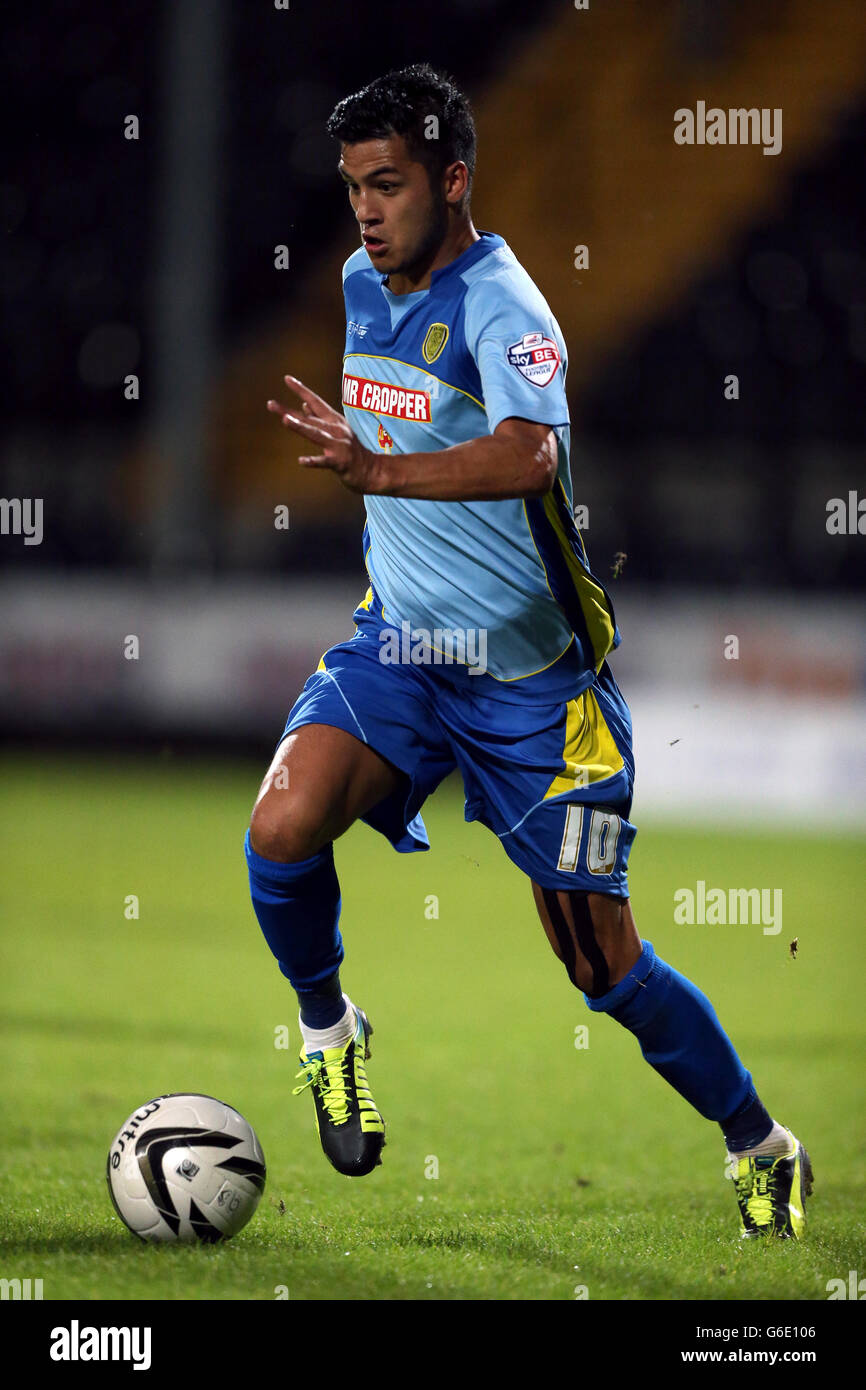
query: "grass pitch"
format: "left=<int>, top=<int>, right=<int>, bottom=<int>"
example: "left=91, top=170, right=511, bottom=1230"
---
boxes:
left=1, top=752, right=863, bottom=1301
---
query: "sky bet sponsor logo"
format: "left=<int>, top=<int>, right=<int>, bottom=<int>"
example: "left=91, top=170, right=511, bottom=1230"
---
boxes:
left=506, top=332, right=561, bottom=387
left=342, top=372, right=432, bottom=422
left=50, top=1320, right=152, bottom=1371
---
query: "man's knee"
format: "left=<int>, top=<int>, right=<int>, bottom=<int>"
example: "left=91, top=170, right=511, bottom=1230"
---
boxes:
left=248, top=724, right=395, bottom=864
left=248, top=785, right=332, bottom=864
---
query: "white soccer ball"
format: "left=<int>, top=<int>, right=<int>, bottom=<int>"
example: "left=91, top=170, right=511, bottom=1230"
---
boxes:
left=106, top=1093, right=266, bottom=1243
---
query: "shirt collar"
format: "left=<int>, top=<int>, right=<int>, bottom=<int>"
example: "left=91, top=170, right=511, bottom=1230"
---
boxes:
left=377, top=230, right=504, bottom=292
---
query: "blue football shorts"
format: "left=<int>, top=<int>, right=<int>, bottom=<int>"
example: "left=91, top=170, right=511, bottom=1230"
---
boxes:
left=278, top=588, right=637, bottom=896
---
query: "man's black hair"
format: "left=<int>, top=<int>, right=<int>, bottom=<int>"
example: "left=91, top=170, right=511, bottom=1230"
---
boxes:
left=326, top=64, right=476, bottom=196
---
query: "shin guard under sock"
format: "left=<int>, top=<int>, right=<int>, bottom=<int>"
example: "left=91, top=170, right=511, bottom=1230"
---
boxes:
left=584, top=941, right=771, bottom=1142
left=244, top=830, right=346, bottom=1028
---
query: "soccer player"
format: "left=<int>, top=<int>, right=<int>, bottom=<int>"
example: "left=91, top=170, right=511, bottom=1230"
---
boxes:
left=245, top=64, right=811, bottom=1239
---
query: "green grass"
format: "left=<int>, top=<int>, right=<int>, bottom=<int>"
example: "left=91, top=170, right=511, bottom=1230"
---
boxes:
left=1, top=752, right=864, bottom=1301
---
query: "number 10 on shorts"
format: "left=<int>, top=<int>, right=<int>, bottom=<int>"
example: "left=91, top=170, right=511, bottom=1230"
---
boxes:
left=558, top=805, right=622, bottom=875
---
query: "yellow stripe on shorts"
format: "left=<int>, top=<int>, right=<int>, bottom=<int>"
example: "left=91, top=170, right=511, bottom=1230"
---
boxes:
left=544, top=686, right=624, bottom=799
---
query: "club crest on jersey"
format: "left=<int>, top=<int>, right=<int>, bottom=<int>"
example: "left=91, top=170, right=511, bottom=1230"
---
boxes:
left=422, top=322, right=449, bottom=364
left=377, top=421, right=395, bottom=452
left=506, top=331, right=561, bottom=387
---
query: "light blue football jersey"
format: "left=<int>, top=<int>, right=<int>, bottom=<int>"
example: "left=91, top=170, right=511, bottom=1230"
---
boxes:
left=341, top=231, right=619, bottom=699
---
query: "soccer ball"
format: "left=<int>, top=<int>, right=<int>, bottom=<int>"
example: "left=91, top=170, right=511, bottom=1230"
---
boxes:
left=106, top=1093, right=266, bottom=1243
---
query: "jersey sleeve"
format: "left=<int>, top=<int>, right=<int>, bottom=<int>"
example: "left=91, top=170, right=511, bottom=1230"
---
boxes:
left=463, top=267, right=570, bottom=433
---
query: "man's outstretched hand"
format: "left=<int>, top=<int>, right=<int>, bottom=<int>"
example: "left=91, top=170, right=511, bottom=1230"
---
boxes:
left=268, top=373, right=559, bottom=503
left=267, top=375, right=381, bottom=494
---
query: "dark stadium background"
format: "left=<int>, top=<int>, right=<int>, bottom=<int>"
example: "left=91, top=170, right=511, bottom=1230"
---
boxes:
left=1, top=0, right=864, bottom=820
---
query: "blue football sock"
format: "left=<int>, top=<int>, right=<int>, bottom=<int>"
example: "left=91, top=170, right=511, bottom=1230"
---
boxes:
left=244, top=830, right=346, bottom=1029
left=719, top=1086, right=775, bottom=1153
left=585, top=941, right=773, bottom=1146
left=296, top=971, right=346, bottom=1031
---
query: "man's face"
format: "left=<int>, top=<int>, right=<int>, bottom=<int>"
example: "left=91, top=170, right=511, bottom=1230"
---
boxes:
left=338, top=134, right=448, bottom=279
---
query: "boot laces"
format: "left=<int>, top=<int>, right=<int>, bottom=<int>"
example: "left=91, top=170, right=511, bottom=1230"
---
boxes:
left=736, top=1162, right=776, bottom=1228
left=293, top=1052, right=353, bottom=1126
